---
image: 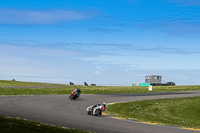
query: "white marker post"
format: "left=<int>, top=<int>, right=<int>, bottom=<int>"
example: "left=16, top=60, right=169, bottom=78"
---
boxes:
left=148, top=85, right=152, bottom=91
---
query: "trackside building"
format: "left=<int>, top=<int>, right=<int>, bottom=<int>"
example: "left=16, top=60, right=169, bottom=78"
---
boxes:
left=145, top=75, right=162, bottom=86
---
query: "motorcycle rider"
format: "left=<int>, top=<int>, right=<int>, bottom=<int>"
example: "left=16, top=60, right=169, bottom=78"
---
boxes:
left=102, top=102, right=106, bottom=110
left=91, top=102, right=106, bottom=112
left=69, top=88, right=81, bottom=99
left=75, top=88, right=81, bottom=97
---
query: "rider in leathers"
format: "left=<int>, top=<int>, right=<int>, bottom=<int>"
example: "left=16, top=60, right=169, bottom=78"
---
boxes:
left=91, top=102, right=106, bottom=112
left=69, top=88, right=81, bottom=99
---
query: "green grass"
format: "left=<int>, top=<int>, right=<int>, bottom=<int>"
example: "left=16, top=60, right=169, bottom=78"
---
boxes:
left=0, top=116, right=88, bottom=133
left=0, top=80, right=65, bottom=87
left=1, top=80, right=200, bottom=130
left=1, top=80, right=200, bottom=95
left=106, top=97, right=200, bottom=129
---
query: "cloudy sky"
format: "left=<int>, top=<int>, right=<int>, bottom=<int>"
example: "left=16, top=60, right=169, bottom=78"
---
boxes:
left=0, top=0, right=200, bottom=85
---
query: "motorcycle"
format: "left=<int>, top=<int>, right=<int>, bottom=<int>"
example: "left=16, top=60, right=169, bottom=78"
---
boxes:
left=69, top=90, right=80, bottom=100
left=86, top=103, right=106, bottom=116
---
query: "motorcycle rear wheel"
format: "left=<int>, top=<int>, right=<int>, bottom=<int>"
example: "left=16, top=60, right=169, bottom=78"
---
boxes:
left=94, top=109, right=101, bottom=116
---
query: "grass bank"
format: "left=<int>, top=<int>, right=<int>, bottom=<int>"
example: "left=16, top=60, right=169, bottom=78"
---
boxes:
left=106, top=96, right=200, bottom=129
left=0, top=116, right=88, bottom=133
left=1, top=80, right=200, bottom=95
left=0, top=80, right=64, bottom=87
left=2, top=86, right=200, bottom=95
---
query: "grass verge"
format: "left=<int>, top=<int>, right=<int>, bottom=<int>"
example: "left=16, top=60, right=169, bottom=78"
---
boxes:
left=1, top=80, right=200, bottom=95
left=0, top=116, right=88, bottom=133
left=0, top=80, right=64, bottom=87
left=106, top=96, right=200, bottom=129
left=1, top=85, right=200, bottom=95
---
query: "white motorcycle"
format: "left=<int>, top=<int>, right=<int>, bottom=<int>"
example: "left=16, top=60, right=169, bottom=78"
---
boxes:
left=86, top=103, right=106, bottom=116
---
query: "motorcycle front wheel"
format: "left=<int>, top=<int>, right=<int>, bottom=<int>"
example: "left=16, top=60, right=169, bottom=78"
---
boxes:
left=94, top=109, right=101, bottom=116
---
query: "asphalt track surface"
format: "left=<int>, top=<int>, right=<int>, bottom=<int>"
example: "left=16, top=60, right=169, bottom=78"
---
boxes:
left=1, top=91, right=200, bottom=133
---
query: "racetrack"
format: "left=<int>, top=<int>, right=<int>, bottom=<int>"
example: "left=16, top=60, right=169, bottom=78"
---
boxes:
left=1, top=91, right=200, bottom=133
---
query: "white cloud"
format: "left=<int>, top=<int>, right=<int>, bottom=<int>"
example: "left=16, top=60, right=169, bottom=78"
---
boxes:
left=1, top=41, right=200, bottom=85
left=93, top=71, right=102, bottom=75
left=0, top=9, right=96, bottom=24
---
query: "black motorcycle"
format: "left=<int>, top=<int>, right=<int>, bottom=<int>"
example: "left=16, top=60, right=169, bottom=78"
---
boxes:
left=69, top=88, right=81, bottom=100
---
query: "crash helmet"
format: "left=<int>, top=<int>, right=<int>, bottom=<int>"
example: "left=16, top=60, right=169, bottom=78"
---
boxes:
left=77, top=88, right=81, bottom=92
left=103, top=102, right=106, bottom=105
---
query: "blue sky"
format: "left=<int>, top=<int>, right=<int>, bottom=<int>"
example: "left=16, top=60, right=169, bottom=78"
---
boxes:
left=0, top=0, right=200, bottom=85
